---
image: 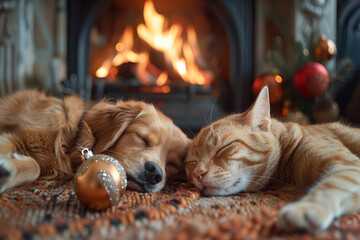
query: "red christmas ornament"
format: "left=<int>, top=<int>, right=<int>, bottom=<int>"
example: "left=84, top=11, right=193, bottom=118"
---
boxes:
left=252, top=74, right=284, bottom=104
left=293, top=62, right=330, bottom=98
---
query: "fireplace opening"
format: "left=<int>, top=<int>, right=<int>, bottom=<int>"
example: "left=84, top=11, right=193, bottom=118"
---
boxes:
left=66, top=0, right=254, bottom=131
left=90, top=0, right=230, bottom=129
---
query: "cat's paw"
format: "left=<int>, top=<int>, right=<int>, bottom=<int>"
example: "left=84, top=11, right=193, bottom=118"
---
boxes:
left=276, top=201, right=334, bottom=233
left=0, top=155, right=14, bottom=194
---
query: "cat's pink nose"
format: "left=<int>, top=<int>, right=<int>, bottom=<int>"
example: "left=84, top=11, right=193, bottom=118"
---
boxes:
left=194, top=170, right=208, bottom=183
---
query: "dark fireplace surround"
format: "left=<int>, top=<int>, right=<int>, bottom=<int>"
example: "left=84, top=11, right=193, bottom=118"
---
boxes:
left=66, top=0, right=254, bottom=130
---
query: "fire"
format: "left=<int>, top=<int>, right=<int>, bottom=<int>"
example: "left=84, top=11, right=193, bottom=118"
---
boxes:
left=112, top=27, right=148, bottom=67
left=95, top=0, right=212, bottom=87
left=156, top=72, right=168, bottom=86
left=96, top=27, right=148, bottom=79
left=95, top=59, right=112, bottom=78
left=137, top=1, right=181, bottom=52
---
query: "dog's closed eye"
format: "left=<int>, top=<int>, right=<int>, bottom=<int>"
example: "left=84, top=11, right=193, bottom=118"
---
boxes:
left=135, top=133, right=151, bottom=147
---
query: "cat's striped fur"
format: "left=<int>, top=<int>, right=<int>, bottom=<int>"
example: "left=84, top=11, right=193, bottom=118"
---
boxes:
left=185, top=87, right=360, bottom=233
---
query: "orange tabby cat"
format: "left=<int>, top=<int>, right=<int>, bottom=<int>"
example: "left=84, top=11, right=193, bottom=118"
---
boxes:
left=185, top=86, right=360, bottom=233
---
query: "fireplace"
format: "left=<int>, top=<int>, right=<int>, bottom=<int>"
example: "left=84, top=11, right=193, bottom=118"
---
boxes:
left=65, top=0, right=254, bottom=130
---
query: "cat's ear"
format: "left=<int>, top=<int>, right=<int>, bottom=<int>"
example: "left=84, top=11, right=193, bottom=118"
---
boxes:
left=248, top=86, right=271, bottom=131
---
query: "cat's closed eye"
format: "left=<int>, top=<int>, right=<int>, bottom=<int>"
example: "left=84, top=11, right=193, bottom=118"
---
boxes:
left=184, top=160, right=197, bottom=166
left=215, top=141, right=240, bottom=158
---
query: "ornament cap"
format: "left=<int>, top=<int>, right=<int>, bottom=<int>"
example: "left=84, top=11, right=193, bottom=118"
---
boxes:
left=81, top=148, right=94, bottom=160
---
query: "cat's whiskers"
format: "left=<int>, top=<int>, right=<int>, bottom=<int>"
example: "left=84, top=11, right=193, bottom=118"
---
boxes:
left=185, top=127, right=195, bottom=138
left=230, top=177, right=265, bottom=192
left=203, top=113, right=221, bottom=143
left=227, top=171, right=283, bottom=184
left=209, top=124, right=221, bottom=143
left=246, top=179, right=265, bottom=188
left=249, top=174, right=285, bottom=184
left=236, top=162, right=267, bottom=172
left=238, top=161, right=279, bottom=175
left=226, top=163, right=285, bottom=187
left=209, top=97, right=218, bottom=125
left=203, top=163, right=270, bottom=183
left=211, top=172, right=232, bottom=183
left=203, top=112, right=211, bottom=127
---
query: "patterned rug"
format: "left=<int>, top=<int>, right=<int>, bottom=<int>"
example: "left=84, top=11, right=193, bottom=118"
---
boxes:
left=1, top=177, right=360, bottom=240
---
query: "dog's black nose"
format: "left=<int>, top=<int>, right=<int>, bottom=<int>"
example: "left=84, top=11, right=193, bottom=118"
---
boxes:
left=145, top=161, right=163, bottom=185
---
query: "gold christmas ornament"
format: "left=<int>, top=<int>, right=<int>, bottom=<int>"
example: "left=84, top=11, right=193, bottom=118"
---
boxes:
left=315, top=34, right=336, bottom=62
left=75, top=149, right=127, bottom=211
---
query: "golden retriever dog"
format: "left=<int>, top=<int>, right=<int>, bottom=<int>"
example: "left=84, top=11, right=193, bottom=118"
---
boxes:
left=0, top=90, right=190, bottom=194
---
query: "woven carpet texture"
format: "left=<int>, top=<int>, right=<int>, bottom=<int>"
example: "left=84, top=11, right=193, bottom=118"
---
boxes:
left=1, top=178, right=360, bottom=239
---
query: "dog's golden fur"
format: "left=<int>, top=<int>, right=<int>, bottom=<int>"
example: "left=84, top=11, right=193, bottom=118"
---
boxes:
left=0, top=90, right=190, bottom=193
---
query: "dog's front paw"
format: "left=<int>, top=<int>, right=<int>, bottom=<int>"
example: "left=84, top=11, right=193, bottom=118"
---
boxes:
left=276, top=201, right=334, bottom=233
left=0, top=155, right=14, bottom=194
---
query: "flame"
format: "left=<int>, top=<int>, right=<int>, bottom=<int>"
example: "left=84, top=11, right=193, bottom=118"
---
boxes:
left=112, top=27, right=149, bottom=67
left=96, top=27, right=149, bottom=81
left=137, top=1, right=182, bottom=52
left=156, top=72, right=168, bottom=86
left=112, top=27, right=149, bottom=66
left=95, top=59, right=112, bottom=78
left=137, top=0, right=210, bottom=86
left=95, top=0, right=212, bottom=87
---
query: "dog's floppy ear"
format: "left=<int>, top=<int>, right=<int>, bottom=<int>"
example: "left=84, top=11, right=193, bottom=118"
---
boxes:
left=83, top=100, right=147, bottom=153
